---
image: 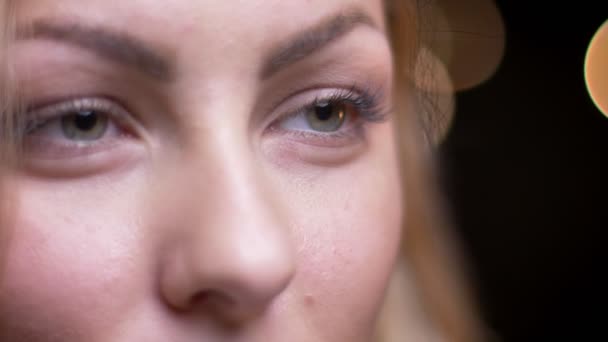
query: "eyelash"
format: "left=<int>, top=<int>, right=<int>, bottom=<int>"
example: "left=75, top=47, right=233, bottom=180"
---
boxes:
left=22, top=85, right=389, bottom=154
left=25, top=97, right=132, bottom=135
left=272, top=85, right=390, bottom=139
left=22, top=98, right=135, bottom=159
left=293, top=86, right=388, bottom=123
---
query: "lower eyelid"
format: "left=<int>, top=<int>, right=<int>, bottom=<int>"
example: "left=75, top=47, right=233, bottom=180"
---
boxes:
left=263, top=129, right=368, bottom=167
left=22, top=141, right=144, bottom=178
left=269, top=122, right=366, bottom=148
left=24, top=136, right=122, bottom=158
left=22, top=115, right=137, bottom=163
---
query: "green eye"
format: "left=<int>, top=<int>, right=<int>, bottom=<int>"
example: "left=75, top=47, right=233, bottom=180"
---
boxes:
left=305, top=101, right=347, bottom=132
left=61, top=110, right=109, bottom=141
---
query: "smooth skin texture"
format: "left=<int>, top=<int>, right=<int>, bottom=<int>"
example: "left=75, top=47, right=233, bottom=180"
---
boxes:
left=0, top=1, right=403, bottom=341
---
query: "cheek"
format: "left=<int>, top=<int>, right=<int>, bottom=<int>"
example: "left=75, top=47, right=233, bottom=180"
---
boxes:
left=279, top=123, right=403, bottom=338
left=0, top=174, right=148, bottom=341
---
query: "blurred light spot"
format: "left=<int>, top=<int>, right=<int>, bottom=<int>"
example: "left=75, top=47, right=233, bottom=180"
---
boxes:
left=421, top=0, right=506, bottom=91
left=585, top=20, right=608, bottom=117
left=415, top=48, right=455, bottom=144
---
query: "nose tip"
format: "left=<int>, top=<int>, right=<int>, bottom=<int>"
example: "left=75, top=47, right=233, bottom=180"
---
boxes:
left=160, top=220, right=295, bottom=324
left=207, top=247, right=295, bottom=321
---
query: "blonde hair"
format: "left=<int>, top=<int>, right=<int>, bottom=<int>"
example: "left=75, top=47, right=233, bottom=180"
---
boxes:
left=375, top=1, right=486, bottom=341
left=0, top=0, right=19, bottom=278
left=0, top=1, right=485, bottom=341
left=1, top=0, right=15, bottom=161
left=0, top=0, right=18, bottom=157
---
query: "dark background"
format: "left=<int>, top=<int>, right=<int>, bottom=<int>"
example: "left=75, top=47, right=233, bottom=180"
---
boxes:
left=440, top=2, right=607, bottom=341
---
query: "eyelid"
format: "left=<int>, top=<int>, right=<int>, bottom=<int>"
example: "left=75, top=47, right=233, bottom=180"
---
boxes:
left=260, top=86, right=390, bottom=154
left=25, top=97, right=139, bottom=136
left=21, top=97, right=146, bottom=173
left=268, top=85, right=389, bottom=132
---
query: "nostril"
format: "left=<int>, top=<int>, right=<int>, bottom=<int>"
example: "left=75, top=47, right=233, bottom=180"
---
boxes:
left=190, top=290, right=234, bottom=311
left=189, top=289, right=263, bottom=325
left=190, top=291, right=212, bottom=308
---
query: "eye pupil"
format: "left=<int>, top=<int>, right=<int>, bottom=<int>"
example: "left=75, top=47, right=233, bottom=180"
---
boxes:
left=73, top=111, right=98, bottom=131
left=315, top=102, right=334, bottom=121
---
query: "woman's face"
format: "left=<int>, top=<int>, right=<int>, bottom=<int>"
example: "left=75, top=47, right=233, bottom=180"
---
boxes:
left=1, top=1, right=403, bottom=341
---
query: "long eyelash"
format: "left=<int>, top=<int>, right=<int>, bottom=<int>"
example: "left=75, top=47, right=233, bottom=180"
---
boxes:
left=23, top=98, right=124, bottom=134
left=310, top=84, right=392, bottom=123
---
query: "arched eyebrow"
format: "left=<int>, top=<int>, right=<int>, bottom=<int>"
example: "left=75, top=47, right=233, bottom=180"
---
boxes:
left=260, top=9, right=378, bottom=79
left=15, top=7, right=378, bottom=83
left=17, top=20, right=174, bottom=82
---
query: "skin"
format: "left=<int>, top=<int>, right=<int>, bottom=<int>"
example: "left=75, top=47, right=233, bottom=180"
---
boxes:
left=0, top=1, right=404, bottom=341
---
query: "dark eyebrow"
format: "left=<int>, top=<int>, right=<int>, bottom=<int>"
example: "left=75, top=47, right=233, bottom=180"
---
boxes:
left=260, top=9, right=378, bottom=79
left=18, top=20, right=173, bottom=82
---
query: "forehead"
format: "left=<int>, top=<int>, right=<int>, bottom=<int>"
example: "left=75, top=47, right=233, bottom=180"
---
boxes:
left=16, top=0, right=387, bottom=48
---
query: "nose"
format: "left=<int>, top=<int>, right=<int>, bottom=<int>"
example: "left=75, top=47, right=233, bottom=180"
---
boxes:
left=157, top=144, right=295, bottom=324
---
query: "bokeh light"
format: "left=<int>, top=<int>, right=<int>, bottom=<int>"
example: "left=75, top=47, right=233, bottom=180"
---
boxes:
left=421, top=0, right=506, bottom=91
left=414, top=47, right=455, bottom=145
left=411, top=0, right=506, bottom=144
left=585, top=20, right=608, bottom=117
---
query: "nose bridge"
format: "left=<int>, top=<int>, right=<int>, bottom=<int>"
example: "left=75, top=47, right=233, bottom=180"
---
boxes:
left=159, top=108, right=295, bottom=322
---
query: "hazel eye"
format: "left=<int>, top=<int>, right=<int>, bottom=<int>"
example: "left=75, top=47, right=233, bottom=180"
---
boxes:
left=21, top=98, right=143, bottom=175
left=281, top=100, right=352, bottom=133
left=305, top=101, right=347, bottom=132
left=268, top=87, right=388, bottom=154
left=60, top=110, right=110, bottom=141
left=25, top=98, right=129, bottom=145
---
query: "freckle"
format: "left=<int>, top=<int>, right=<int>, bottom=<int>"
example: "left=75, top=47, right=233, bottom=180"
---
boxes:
left=181, top=23, right=196, bottom=35
left=304, top=294, right=315, bottom=307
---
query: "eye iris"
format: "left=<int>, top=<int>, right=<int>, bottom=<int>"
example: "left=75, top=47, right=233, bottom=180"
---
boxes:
left=61, top=110, right=109, bottom=141
left=306, top=101, right=346, bottom=132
